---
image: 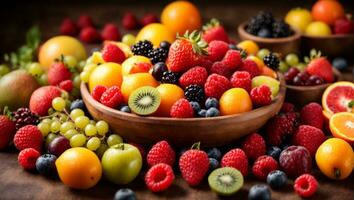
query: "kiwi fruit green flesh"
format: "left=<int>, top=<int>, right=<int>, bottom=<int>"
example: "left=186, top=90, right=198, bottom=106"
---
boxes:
left=128, top=86, right=161, bottom=115
left=208, top=167, right=244, bottom=196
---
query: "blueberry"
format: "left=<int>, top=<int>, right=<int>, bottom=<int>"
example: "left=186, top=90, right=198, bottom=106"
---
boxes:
left=332, top=57, right=348, bottom=71
left=190, top=101, right=201, bottom=113
left=70, top=99, right=86, bottom=111
left=208, top=158, right=219, bottom=171
left=36, top=154, right=57, bottom=176
left=114, top=188, right=136, bottom=200
left=206, top=107, right=220, bottom=117
left=207, top=147, right=222, bottom=160
left=266, top=170, right=288, bottom=190
left=205, top=97, right=219, bottom=109
left=119, top=105, right=131, bottom=113
left=159, top=41, right=171, bottom=50
left=198, top=109, right=207, bottom=117
left=267, top=146, right=282, bottom=160
left=152, top=62, right=168, bottom=81
left=248, top=184, right=271, bottom=200
left=257, top=28, right=272, bottom=38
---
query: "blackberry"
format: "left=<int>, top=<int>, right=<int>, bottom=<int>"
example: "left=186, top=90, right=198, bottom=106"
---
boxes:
left=159, top=41, right=171, bottom=50
left=148, top=47, right=168, bottom=64
left=272, top=20, right=293, bottom=38
left=263, top=53, right=280, bottom=70
left=131, top=40, right=153, bottom=57
left=184, top=84, right=205, bottom=103
left=13, top=107, right=40, bottom=129
left=246, top=11, right=274, bottom=35
left=160, top=71, right=179, bottom=84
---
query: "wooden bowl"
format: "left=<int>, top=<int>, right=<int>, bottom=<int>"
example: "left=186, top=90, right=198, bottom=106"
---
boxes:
left=81, top=74, right=286, bottom=147
left=285, top=68, right=342, bottom=106
left=238, top=22, right=301, bottom=55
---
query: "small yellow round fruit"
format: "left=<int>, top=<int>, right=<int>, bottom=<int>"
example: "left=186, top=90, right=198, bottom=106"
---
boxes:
left=121, top=73, right=158, bottom=102
left=219, top=88, right=252, bottom=116
left=237, top=40, right=259, bottom=55
left=305, top=21, right=332, bottom=36
left=88, top=62, right=122, bottom=92
left=136, top=23, right=175, bottom=47
left=285, top=8, right=313, bottom=33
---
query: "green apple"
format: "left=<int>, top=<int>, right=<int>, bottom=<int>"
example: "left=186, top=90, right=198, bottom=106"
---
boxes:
left=101, top=143, right=142, bottom=184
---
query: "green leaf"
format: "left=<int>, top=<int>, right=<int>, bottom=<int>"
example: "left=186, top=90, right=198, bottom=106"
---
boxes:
left=349, top=100, right=354, bottom=108
left=26, top=26, right=41, bottom=49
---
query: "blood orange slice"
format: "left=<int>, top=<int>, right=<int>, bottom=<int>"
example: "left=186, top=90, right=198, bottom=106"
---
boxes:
left=322, top=81, right=354, bottom=115
left=330, top=112, right=354, bottom=142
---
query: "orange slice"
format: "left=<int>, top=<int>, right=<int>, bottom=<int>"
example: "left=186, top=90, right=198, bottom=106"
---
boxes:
left=322, top=81, right=354, bottom=115
left=329, top=112, right=354, bottom=142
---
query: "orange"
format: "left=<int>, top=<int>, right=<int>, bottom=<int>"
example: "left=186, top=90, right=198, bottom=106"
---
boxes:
left=237, top=40, right=259, bottom=55
left=322, top=81, right=354, bottom=115
left=55, top=147, right=102, bottom=189
left=219, top=88, right=252, bottom=116
left=136, top=23, right=175, bottom=47
left=330, top=112, right=354, bottom=143
left=315, top=138, right=354, bottom=180
left=89, top=62, right=123, bottom=92
left=161, top=1, right=202, bottom=36
left=39, top=36, right=87, bottom=69
left=247, top=55, right=265, bottom=71
left=122, top=56, right=152, bottom=76
left=155, top=84, right=184, bottom=117
left=121, top=73, right=158, bottom=102
left=312, top=0, right=344, bottom=25
left=261, top=66, right=277, bottom=79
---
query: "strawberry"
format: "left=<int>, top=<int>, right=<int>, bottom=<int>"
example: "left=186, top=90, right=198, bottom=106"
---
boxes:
left=102, top=43, right=126, bottom=63
left=167, top=31, right=208, bottom=73
left=77, top=15, right=94, bottom=29
left=140, top=13, right=159, bottom=26
left=0, top=114, right=16, bottom=149
left=59, top=80, right=73, bottom=92
left=59, top=18, right=78, bottom=36
left=305, top=51, right=334, bottom=83
left=202, top=18, right=229, bottom=43
left=147, top=140, right=176, bottom=167
left=122, top=12, right=139, bottom=30
left=101, top=23, right=121, bottom=41
left=47, top=62, right=71, bottom=86
left=80, top=27, right=101, bottom=43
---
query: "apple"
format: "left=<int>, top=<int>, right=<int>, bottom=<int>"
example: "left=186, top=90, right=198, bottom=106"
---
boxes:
left=101, top=143, right=142, bottom=184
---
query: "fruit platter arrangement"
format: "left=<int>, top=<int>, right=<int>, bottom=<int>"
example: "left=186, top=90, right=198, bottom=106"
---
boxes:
left=0, top=0, right=354, bottom=200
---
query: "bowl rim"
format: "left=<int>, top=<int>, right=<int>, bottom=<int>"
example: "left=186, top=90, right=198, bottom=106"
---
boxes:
left=301, top=33, right=354, bottom=39
left=237, top=22, right=301, bottom=43
left=81, top=73, right=286, bottom=122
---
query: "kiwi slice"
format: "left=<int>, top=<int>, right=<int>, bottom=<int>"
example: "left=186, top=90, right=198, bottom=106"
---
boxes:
left=208, top=167, right=244, bottom=196
left=128, top=86, right=161, bottom=115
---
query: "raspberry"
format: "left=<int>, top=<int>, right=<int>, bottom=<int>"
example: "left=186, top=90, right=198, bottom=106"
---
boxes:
left=281, top=102, right=295, bottom=113
left=250, top=85, right=272, bottom=107
left=59, top=80, right=73, bottom=92
left=294, top=174, right=318, bottom=198
left=279, top=146, right=312, bottom=178
left=147, top=140, right=176, bottom=167
left=145, top=163, right=175, bottom=192
left=80, top=27, right=101, bottom=43
left=102, top=43, right=126, bottom=63
left=47, top=62, right=71, bottom=86
left=241, top=133, right=266, bottom=160
left=238, top=60, right=260, bottom=78
left=196, top=56, right=213, bottom=71
left=252, top=155, right=279, bottom=181
left=221, top=50, right=242, bottom=70
left=204, top=74, right=231, bottom=99
left=101, top=23, right=121, bottom=41
left=77, top=14, right=94, bottom=29
left=334, top=18, right=354, bottom=34
left=14, top=125, right=43, bottom=152
left=59, top=18, right=78, bottom=36
left=18, top=148, right=40, bottom=170
left=179, top=66, right=208, bottom=89
left=207, top=40, right=229, bottom=62
left=221, top=148, right=248, bottom=176
left=140, top=13, right=159, bottom=26
left=210, top=62, right=234, bottom=78
left=100, top=86, right=124, bottom=108
left=170, top=98, right=194, bottom=118
left=122, top=12, right=139, bottom=30
left=230, top=71, right=252, bottom=92
left=91, top=85, right=108, bottom=102
left=300, top=102, right=324, bottom=130
left=292, top=125, right=326, bottom=157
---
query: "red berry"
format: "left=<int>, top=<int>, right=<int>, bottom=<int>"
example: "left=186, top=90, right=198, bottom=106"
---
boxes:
left=221, top=50, right=242, bottom=70
left=145, top=163, right=175, bottom=192
left=294, top=174, right=318, bottom=198
left=238, top=59, right=260, bottom=78
left=281, top=102, right=296, bottom=113
left=207, top=40, right=229, bottom=62
left=300, top=102, right=324, bottom=130
left=202, top=19, right=229, bottom=43
left=250, top=85, right=272, bottom=107
left=102, top=43, right=126, bottom=63
left=147, top=140, right=176, bottom=167
left=29, top=86, right=62, bottom=116
left=77, top=14, right=94, bottom=29
left=292, top=125, right=326, bottom=157
left=179, top=66, right=208, bottom=89
left=59, top=80, right=73, bottom=92
left=47, top=62, right=71, bottom=86
left=122, top=12, right=139, bottom=30
left=18, top=148, right=40, bottom=170
left=195, top=56, right=213, bottom=71
left=252, top=155, right=279, bottom=181
left=80, top=27, right=101, bottom=43
left=140, top=13, right=159, bottom=26
left=334, top=18, right=354, bottom=34
left=59, top=18, right=78, bottom=36
left=279, top=146, right=312, bottom=178
left=230, top=71, right=252, bottom=92
left=170, top=98, right=194, bottom=118
left=241, top=133, right=266, bottom=161
left=204, top=74, right=231, bottom=99
left=306, top=57, right=334, bottom=83
left=14, top=125, right=43, bottom=152
left=101, top=23, right=121, bottom=41
left=91, top=85, right=108, bottom=102
left=221, top=148, right=248, bottom=176
left=0, top=115, right=16, bottom=149
left=100, top=86, right=124, bottom=108
left=210, top=62, right=234, bottom=78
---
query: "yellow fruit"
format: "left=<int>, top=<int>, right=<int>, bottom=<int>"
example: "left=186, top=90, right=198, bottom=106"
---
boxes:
left=219, top=88, right=252, bottom=115
left=122, top=56, right=152, bottom=76
left=91, top=52, right=105, bottom=64
left=56, top=147, right=102, bottom=189
left=305, top=21, right=332, bottom=36
left=89, top=62, right=123, bottom=92
left=39, top=36, right=87, bottom=69
left=237, top=40, right=259, bottom=55
left=136, top=23, right=175, bottom=47
left=330, top=112, right=354, bottom=143
left=155, top=84, right=184, bottom=117
left=285, top=8, right=313, bottom=33
left=121, top=73, right=158, bottom=102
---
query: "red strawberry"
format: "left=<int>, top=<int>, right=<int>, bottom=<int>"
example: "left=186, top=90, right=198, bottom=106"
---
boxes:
left=300, top=102, right=324, bottom=130
left=221, top=50, right=242, bottom=70
left=230, top=71, right=252, bottom=92
left=179, top=66, right=208, bottom=89
left=47, top=62, right=71, bottom=86
left=102, top=43, right=126, bottom=63
left=101, top=23, right=121, bottom=41
left=80, top=27, right=101, bottom=43
left=77, top=14, right=94, bottom=29
left=292, top=125, right=326, bottom=157
left=147, top=140, right=176, bottom=167
left=207, top=40, right=229, bottom=62
left=202, top=18, right=229, bottom=43
left=14, top=125, right=43, bottom=152
left=100, top=86, right=124, bottom=108
left=204, top=74, right=231, bottom=99
left=210, top=62, right=234, bottom=78
left=241, top=133, right=266, bottom=161
left=334, top=18, right=354, bottom=34
left=59, top=18, right=78, bottom=36
left=29, top=86, right=62, bottom=116
left=59, top=80, right=73, bottom=92
left=0, top=115, right=16, bottom=149
left=122, top=12, right=139, bottom=30
left=306, top=55, right=334, bottom=83
left=221, top=148, right=249, bottom=176
left=167, top=31, right=208, bottom=73
left=179, top=143, right=209, bottom=186
left=238, top=59, right=260, bottom=78
left=140, top=13, right=159, bottom=26
left=170, top=98, right=194, bottom=118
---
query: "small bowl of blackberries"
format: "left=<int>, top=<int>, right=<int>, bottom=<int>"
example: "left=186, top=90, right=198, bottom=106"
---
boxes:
left=238, top=11, right=301, bottom=55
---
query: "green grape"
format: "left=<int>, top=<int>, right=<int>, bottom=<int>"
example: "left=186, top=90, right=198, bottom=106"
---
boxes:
left=278, top=61, right=289, bottom=73
left=42, top=118, right=52, bottom=124
left=83, top=64, right=97, bottom=73
left=89, top=120, right=96, bottom=125
left=51, top=117, right=59, bottom=122
left=64, top=129, right=79, bottom=139
left=70, top=109, right=85, bottom=120
left=78, top=60, right=86, bottom=72
left=48, top=108, right=55, bottom=115
left=38, top=122, right=50, bottom=137
left=0, top=64, right=10, bottom=76
left=285, top=53, right=299, bottom=66
left=46, top=133, right=58, bottom=145
left=52, top=97, right=66, bottom=111
left=257, top=49, right=270, bottom=60
left=64, top=55, right=78, bottom=68
left=28, top=62, right=43, bottom=77
left=60, top=121, right=75, bottom=134
left=61, top=91, right=69, bottom=99
left=73, top=75, right=81, bottom=88
left=38, top=74, right=48, bottom=86
left=86, top=56, right=93, bottom=65
left=85, top=124, right=97, bottom=136
left=107, top=134, right=123, bottom=147
left=86, top=137, right=101, bottom=151
left=50, top=121, right=61, bottom=133
left=75, top=116, right=90, bottom=129
left=295, top=63, right=307, bottom=71
left=96, top=143, right=108, bottom=158
left=59, top=114, right=69, bottom=122
left=122, top=34, right=136, bottom=46
left=96, top=120, right=109, bottom=136
left=80, top=71, right=90, bottom=83
left=70, top=134, right=86, bottom=147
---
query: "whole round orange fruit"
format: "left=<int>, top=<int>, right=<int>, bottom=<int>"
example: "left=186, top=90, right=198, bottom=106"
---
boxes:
left=155, top=84, right=184, bottom=117
left=89, top=62, right=123, bottom=92
left=56, top=147, right=102, bottom=189
left=330, top=112, right=354, bottom=143
left=161, top=1, right=202, bottom=35
left=39, top=36, right=87, bottom=69
left=219, top=88, right=252, bottom=115
left=136, top=23, right=175, bottom=47
left=315, top=138, right=354, bottom=180
left=312, top=0, right=344, bottom=25
left=121, top=73, right=158, bottom=102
